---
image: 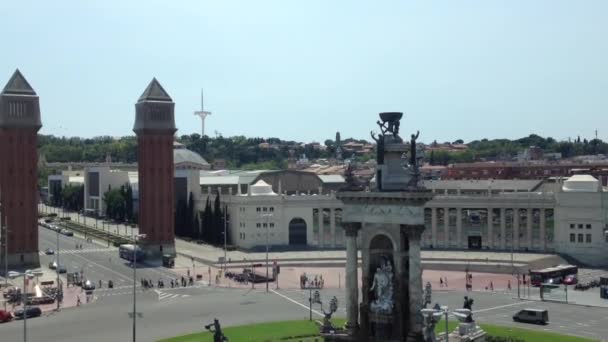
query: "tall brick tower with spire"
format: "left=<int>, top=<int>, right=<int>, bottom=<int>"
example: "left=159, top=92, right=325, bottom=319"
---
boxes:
left=133, top=78, right=176, bottom=257
left=0, top=70, right=42, bottom=269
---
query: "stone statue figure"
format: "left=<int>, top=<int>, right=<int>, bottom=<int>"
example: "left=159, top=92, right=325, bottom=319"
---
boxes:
left=369, top=258, right=394, bottom=314
left=421, top=304, right=443, bottom=342
left=409, top=130, right=419, bottom=166
left=370, top=131, right=384, bottom=165
left=205, top=318, right=228, bottom=342
left=462, top=296, right=475, bottom=322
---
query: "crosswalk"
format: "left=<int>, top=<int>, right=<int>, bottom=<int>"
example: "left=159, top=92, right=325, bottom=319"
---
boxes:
left=154, top=289, right=190, bottom=301
left=39, top=248, right=112, bottom=256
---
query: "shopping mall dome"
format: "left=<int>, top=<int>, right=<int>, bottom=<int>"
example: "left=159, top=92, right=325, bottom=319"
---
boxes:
left=173, top=141, right=210, bottom=170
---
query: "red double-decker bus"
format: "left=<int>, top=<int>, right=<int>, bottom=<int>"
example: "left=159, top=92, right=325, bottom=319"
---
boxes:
left=529, top=265, right=578, bottom=286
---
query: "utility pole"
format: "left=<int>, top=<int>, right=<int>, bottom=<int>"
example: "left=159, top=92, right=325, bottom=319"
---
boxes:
left=223, top=208, right=227, bottom=271
left=56, top=229, right=61, bottom=311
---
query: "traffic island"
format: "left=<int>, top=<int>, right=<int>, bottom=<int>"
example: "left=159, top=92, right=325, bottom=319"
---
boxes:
left=157, top=320, right=598, bottom=342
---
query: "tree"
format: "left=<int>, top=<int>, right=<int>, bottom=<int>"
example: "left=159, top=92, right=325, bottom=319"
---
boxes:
left=201, top=197, right=212, bottom=243
left=213, top=191, right=222, bottom=245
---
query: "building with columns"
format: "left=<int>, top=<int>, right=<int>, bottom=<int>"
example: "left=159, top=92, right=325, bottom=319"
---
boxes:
left=193, top=174, right=607, bottom=267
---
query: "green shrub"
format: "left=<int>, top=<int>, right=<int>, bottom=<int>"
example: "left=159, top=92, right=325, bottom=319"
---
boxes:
left=486, top=336, right=525, bottom=342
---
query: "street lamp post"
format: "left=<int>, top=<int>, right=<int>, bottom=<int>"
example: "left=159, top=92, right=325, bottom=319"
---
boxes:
left=260, top=213, right=273, bottom=293
left=132, top=233, right=146, bottom=342
left=8, top=269, right=44, bottom=342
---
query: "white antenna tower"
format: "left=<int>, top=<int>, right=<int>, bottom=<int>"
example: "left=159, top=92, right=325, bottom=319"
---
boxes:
left=194, top=88, right=212, bottom=136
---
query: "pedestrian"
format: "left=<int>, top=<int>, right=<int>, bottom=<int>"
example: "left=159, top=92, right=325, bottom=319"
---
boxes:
left=490, top=281, right=494, bottom=291
left=170, top=279, right=174, bottom=288
left=187, top=269, right=190, bottom=277
left=507, top=280, right=512, bottom=291
left=99, top=279, right=102, bottom=288
left=77, top=296, right=81, bottom=306
left=440, top=278, right=443, bottom=288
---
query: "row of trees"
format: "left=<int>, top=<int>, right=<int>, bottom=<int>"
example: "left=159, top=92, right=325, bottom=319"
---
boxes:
left=37, top=133, right=368, bottom=169
left=49, top=184, right=85, bottom=211
left=175, top=192, right=231, bottom=246
left=102, top=184, right=135, bottom=222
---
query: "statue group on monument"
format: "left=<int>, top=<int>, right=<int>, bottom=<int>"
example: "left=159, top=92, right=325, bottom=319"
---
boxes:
left=369, top=258, right=394, bottom=315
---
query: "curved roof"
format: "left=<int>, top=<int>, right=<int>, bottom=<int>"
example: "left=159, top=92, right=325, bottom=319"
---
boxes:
left=250, top=180, right=277, bottom=196
left=562, top=175, right=600, bottom=192
left=174, top=144, right=209, bottom=169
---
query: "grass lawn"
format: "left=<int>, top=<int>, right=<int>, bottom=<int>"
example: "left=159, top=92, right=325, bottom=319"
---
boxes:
left=158, top=319, right=597, bottom=342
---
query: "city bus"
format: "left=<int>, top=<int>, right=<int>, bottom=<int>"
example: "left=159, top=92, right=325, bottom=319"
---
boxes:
left=529, top=265, right=578, bottom=286
left=118, top=244, right=145, bottom=262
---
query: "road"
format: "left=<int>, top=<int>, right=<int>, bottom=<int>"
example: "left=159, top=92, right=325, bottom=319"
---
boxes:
left=0, top=225, right=606, bottom=341
left=38, top=225, right=179, bottom=291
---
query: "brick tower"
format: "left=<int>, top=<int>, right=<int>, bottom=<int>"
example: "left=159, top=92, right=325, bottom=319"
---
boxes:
left=0, top=70, right=42, bottom=269
left=133, top=78, right=176, bottom=258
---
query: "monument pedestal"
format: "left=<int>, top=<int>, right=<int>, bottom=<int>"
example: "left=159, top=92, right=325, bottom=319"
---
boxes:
left=444, top=322, right=486, bottom=342
left=334, top=112, right=432, bottom=342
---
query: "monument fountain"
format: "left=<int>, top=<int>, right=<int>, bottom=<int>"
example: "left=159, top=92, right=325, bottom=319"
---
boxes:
left=335, top=112, right=434, bottom=341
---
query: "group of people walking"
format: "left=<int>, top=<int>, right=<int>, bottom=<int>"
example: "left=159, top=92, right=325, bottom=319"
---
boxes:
left=300, top=273, right=324, bottom=289
left=140, top=276, right=194, bottom=290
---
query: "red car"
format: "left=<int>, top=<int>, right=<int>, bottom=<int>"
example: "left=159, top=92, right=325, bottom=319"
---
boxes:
left=0, top=309, right=13, bottom=323
left=563, top=274, right=578, bottom=285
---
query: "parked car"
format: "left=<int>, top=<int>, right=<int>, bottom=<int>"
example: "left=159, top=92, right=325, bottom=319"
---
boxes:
left=13, top=306, right=42, bottom=319
left=513, top=308, right=549, bottom=325
left=62, top=230, right=74, bottom=236
left=27, top=295, right=55, bottom=305
left=45, top=248, right=55, bottom=255
left=0, top=309, right=13, bottom=323
left=563, top=274, right=578, bottom=285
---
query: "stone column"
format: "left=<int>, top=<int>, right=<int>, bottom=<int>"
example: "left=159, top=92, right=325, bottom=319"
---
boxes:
left=526, top=208, right=532, bottom=250
left=443, top=208, right=449, bottom=248
left=487, top=208, right=493, bottom=248
left=540, top=208, right=546, bottom=251
left=513, top=209, right=519, bottom=250
left=318, top=209, right=324, bottom=248
left=431, top=208, right=437, bottom=248
left=456, top=208, right=462, bottom=249
left=330, top=208, right=336, bottom=248
left=344, top=222, right=361, bottom=332
left=406, top=225, right=425, bottom=341
left=500, top=208, right=506, bottom=250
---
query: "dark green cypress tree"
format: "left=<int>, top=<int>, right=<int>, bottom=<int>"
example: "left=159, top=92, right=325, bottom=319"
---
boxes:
left=213, top=190, right=222, bottom=245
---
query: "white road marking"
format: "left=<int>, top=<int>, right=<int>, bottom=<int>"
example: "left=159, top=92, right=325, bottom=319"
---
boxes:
left=270, top=289, right=323, bottom=317
left=473, top=301, right=532, bottom=314
left=154, top=289, right=190, bottom=301
left=63, top=247, right=132, bottom=282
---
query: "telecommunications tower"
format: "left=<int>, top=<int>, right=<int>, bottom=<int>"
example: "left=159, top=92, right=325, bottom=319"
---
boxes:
left=194, top=89, right=211, bottom=136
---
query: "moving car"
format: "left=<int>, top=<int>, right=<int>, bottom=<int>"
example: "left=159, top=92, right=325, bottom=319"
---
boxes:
left=57, top=264, right=67, bottom=274
left=49, top=261, right=58, bottom=270
left=82, top=279, right=96, bottom=291
left=13, top=307, right=42, bottom=319
left=513, top=308, right=549, bottom=325
left=45, top=248, right=55, bottom=255
left=0, top=309, right=13, bottom=323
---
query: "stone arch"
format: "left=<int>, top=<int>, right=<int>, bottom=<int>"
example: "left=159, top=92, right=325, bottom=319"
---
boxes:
left=289, top=217, right=307, bottom=245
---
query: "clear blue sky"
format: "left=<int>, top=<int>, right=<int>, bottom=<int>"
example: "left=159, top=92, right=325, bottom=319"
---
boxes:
left=1, top=1, right=607, bottom=143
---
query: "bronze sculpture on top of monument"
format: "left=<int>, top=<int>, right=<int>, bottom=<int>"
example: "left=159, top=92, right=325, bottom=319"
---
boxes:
left=331, top=112, right=434, bottom=342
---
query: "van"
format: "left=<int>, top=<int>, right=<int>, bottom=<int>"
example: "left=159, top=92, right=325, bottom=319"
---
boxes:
left=513, top=309, right=548, bottom=325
